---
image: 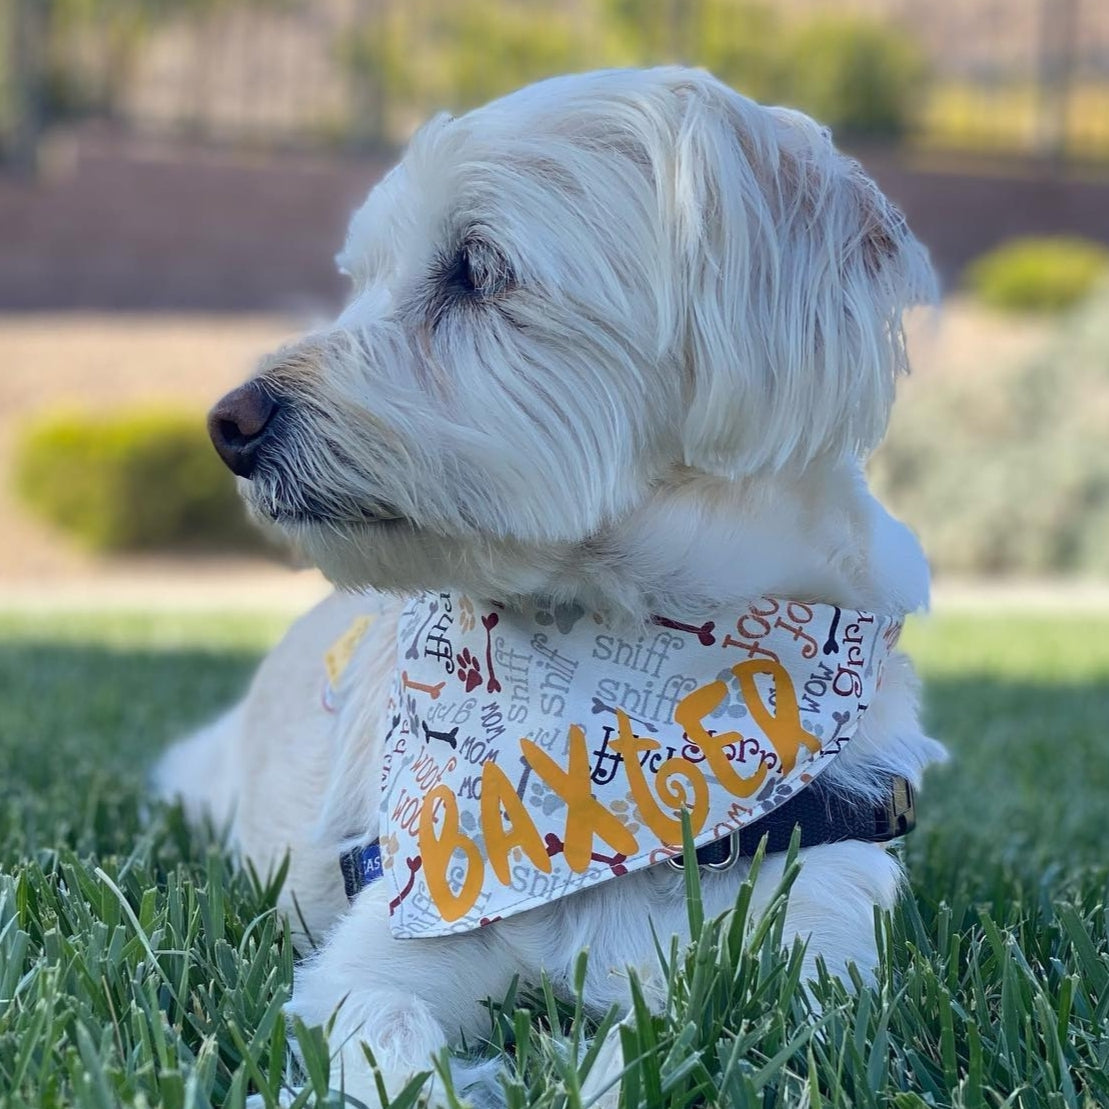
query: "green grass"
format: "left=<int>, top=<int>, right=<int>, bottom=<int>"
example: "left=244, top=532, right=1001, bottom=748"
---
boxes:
left=2, top=608, right=1109, bottom=1107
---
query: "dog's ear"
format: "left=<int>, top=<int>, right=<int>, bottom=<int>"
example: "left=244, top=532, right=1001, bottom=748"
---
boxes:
left=660, top=71, right=936, bottom=476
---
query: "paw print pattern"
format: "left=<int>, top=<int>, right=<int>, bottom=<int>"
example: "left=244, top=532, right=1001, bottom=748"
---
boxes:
left=528, top=780, right=565, bottom=817
left=711, top=668, right=748, bottom=719
left=755, top=775, right=793, bottom=805
left=609, top=796, right=641, bottom=836
left=381, top=833, right=399, bottom=870
left=456, top=648, right=483, bottom=692
left=535, top=600, right=587, bottom=634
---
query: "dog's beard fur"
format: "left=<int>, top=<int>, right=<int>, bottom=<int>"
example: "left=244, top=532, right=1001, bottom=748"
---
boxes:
left=237, top=67, right=934, bottom=617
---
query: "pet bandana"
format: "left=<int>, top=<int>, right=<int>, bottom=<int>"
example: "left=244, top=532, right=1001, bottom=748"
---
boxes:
left=374, top=592, right=901, bottom=938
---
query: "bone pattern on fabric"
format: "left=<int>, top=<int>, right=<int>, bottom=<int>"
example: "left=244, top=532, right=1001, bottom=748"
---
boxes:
left=374, top=592, right=900, bottom=938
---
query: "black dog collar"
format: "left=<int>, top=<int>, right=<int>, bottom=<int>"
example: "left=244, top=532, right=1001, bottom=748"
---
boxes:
left=666, top=774, right=916, bottom=871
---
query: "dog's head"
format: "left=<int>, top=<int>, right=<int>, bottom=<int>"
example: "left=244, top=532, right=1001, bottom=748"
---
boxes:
left=209, top=68, right=934, bottom=598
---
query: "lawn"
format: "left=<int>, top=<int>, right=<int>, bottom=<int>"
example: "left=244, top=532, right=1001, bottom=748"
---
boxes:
left=1, top=608, right=1108, bottom=1108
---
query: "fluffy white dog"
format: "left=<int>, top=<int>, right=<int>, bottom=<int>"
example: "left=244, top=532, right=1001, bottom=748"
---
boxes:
left=155, top=67, right=945, bottom=1105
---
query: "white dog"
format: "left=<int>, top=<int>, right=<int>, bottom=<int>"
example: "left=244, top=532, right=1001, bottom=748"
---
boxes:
left=155, top=67, right=944, bottom=1105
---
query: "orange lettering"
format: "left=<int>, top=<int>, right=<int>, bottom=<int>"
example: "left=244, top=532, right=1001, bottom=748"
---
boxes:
left=521, top=726, right=638, bottom=871
left=675, top=680, right=769, bottom=798
left=480, top=760, right=551, bottom=884
left=418, top=784, right=484, bottom=922
left=735, top=660, right=821, bottom=774
left=609, top=710, right=709, bottom=845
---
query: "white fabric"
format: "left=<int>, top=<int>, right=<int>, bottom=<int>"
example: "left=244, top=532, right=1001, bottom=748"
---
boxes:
left=379, top=592, right=901, bottom=938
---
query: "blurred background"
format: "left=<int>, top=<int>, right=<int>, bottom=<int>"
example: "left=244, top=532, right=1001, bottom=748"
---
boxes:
left=2, top=0, right=1108, bottom=612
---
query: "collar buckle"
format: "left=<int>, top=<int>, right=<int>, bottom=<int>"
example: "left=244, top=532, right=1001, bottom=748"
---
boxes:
left=876, top=777, right=916, bottom=840
left=665, top=831, right=741, bottom=873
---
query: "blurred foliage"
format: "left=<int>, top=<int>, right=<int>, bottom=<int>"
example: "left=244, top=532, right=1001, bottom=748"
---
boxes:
left=15, top=408, right=267, bottom=553
left=418, top=3, right=584, bottom=112
left=10, top=0, right=1109, bottom=161
left=0, top=8, right=11, bottom=151
left=692, top=1, right=783, bottom=105
left=339, top=0, right=585, bottom=139
left=603, top=0, right=782, bottom=102
left=920, top=80, right=1109, bottom=162
left=338, top=0, right=926, bottom=144
left=872, top=285, right=1109, bottom=576
left=35, top=0, right=175, bottom=121
left=964, top=235, right=1109, bottom=313
left=25, top=0, right=294, bottom=125
left=779, top=15, right=928, bottom=139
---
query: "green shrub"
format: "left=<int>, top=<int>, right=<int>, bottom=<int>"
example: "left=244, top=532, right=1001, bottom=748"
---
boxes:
left=341, top=2, right=929, bottom=146
left=15, top=409, right=265, bottom=552
left=432, top=2, right=581, bottom=112
left=601, top=0, right=783, bottom=102
left=340, top=0, right=582, bottom=135
left=871, top=288, right=1109, bottom=576
left=779, top=16, right=927, bottom=139
left=965, top=236, right=1109, bottom=313
left=695, top=1, right=783, bottom=105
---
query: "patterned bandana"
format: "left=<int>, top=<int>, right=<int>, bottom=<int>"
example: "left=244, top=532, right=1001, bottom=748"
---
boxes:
left=375, top=592, right=902, bottom=938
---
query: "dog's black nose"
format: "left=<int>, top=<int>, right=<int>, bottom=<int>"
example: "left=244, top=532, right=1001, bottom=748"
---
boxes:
left=208, top=381, right=278, bottom=478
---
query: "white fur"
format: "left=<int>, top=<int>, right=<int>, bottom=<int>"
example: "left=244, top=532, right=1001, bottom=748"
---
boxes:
left=154, top=67, right=944, bottom=1105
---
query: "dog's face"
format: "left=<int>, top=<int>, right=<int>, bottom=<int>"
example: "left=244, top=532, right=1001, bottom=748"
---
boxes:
left=209, top=68, right=933, bottom=598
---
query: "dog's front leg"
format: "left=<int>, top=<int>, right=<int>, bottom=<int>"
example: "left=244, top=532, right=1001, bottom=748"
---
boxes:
left=288, top=883, right=516, bottom=1106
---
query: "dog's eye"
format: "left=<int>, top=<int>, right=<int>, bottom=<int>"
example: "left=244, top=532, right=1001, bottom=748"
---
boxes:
left=440, top=237, right=513, bottom=302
